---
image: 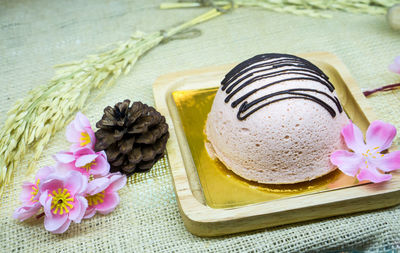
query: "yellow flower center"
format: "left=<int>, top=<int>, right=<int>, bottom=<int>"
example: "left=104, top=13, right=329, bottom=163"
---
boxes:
left=362, top=146, right=384, bottom=168
left=30, top=179, right=40, bottom=203
left=49, top=188, right=74, bottom=215
left=86, top=191, right=105, bottom=206
left=80, top=132, right=91, bottom=147
left=80, top=160, right=97, bottom=172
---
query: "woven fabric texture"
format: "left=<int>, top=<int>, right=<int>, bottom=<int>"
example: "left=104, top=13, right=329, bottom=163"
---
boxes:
left=1, top=0, right=400, bottom=252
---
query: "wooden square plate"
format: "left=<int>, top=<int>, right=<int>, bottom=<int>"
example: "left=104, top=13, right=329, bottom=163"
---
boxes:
left=153, top=52, right=400, bottom=237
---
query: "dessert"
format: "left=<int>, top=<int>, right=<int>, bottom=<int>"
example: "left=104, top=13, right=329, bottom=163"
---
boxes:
left=205, top=53, right=349, bottom=184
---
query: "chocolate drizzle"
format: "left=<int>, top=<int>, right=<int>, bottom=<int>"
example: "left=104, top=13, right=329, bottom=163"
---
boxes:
left=220, top=53, right=343, bottom=120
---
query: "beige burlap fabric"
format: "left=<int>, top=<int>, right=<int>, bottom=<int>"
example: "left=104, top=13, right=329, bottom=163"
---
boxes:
left=1, top=0, right=400, bottom=252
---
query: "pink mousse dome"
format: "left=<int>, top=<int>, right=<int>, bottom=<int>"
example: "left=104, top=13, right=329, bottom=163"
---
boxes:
left=205, top=53, right=349, bottom=184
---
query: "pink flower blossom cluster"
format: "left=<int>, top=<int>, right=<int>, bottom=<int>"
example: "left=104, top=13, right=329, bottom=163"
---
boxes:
left=331, top=120, right=400, bottom=183
left=13, top=112, right=126, bottom=234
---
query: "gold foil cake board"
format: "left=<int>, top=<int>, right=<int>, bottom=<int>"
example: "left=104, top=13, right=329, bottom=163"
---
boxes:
left=152, top=52, right=400, bottom=237
left=173, top=88, right=363, bottom=209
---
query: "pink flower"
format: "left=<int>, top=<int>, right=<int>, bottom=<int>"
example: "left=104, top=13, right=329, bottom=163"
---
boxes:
left=13, top=166, right=56, bottom=221
left=389, top=56, right=400, bottom=74
left=331, top=121, right=400, bottom=183
left=39, top=171, right=88, bottom=234
left=84, top=173, right=126, bottom=219
left=66, top=112, right=95, bottom=151
left=54, top=147, right=110, bottom=178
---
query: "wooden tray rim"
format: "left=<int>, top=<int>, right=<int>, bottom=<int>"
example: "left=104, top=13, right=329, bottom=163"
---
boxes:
left=153, top=52, right=400, bottom=236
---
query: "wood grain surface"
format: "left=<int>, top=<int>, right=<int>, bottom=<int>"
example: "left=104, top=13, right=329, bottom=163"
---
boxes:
left=153, top=52, right=400, bottom=237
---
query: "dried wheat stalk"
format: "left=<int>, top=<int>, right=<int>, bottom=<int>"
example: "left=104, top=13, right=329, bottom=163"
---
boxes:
left=161, top=0, right=398, bottom=18
left=0, top=7, right=225, bottom=194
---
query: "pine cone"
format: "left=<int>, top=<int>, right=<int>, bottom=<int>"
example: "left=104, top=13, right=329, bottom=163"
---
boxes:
left=94, top=100, right=169, bottom=176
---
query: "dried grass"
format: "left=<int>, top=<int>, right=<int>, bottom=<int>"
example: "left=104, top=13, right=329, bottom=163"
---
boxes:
left=0, top=7, right=224, bottom=194
left=161, top=0, right=398, bottom=18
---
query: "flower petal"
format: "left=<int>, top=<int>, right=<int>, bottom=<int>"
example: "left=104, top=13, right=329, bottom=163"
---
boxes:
left=56, top=161, right=78, bottom=175
left=44, top=213, right=68, bottom=232
left=91, top=155, right=110, bottom=176
left=75, top=154, right=98, bottom=167
left=68, top=196, right=87, bottom=223
left=74, top=147, right=94, bottom=157
left=41, top=194, right=54, bottom=218
left=67, top=199, right=81, bottom=222
left=50, top=219, right=71, bottom=234
left=389, top=63, right=400, bottom=74
left=83, top=207, right=96, bottom=219
left=20, top=182, right=36, bottom=204
left=76, top=112, right=91, bottom=129
left=330, top=150, right=364, bottom=177
left=87, top=177, right=110, bottom=195
left=35, top=166, right=56, bottom=181
left=389, top=56, right=400, bottom=74
left=64, top=171, right=87, bottom=195
left=341, top=122, right=365, bottom=153
left=66, top=122, right=81, bottom=143
left=40, top=177, right=65, bottom=197
left=371, top=150, right=400, bottom=172
left=366, top=120, right=396, bottom=151
left=66, top=112, right=94, bottom=149
left=54, top=151, right=75, bottom=164
left=70, top=143, right=84, bottom=152
left=39, top=190, right=49, bottom=205
left=108, top=173, right=127, bottom=192
left=13, top=203, right=41, bottom=221
left=85, top=127, right=96, bottom=150
left=96, top=192, right=120, bottom=215
left=357, top=167, right=392, bottom=183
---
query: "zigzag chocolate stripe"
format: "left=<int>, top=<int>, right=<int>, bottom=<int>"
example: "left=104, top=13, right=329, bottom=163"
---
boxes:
left=220, top=53, right=343, bottom=120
